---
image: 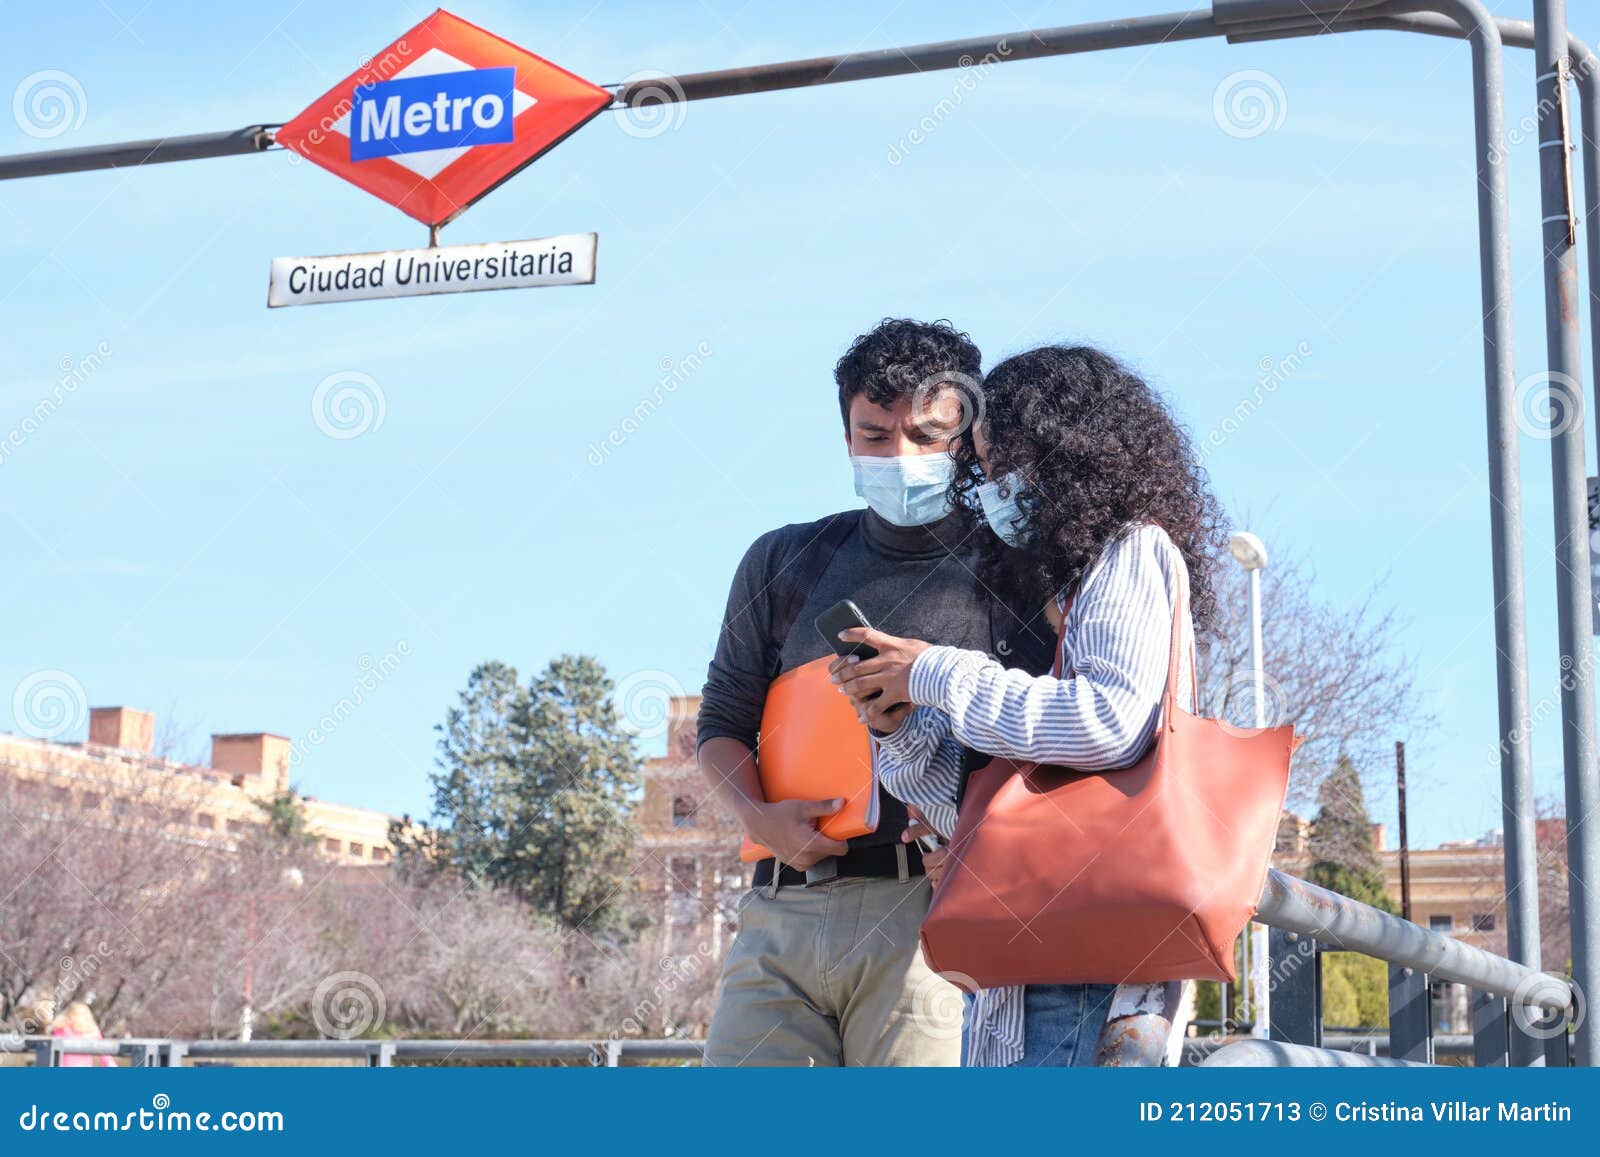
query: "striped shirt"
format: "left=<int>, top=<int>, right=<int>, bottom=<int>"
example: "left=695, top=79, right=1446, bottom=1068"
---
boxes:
left=873, top=523, right=1194, bottom=1067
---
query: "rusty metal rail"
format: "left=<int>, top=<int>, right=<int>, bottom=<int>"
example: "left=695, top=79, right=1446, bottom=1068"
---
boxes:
left=1251, top=868, right=1576, bottom=1067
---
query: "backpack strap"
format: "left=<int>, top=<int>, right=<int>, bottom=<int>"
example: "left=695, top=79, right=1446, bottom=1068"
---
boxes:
left=764, top=510, right=863, bottom=675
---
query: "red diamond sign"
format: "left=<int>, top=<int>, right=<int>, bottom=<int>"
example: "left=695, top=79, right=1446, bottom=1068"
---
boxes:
left=274, top=9, right=611, bottom=227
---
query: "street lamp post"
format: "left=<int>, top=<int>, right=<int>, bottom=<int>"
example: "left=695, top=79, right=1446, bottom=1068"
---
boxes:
left=239, top=865, right=305, bottom=1041
left=1228, top=530, right=1271, bottom=1041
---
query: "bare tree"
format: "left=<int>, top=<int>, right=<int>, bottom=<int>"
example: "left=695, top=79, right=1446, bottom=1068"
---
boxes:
left=1199, top=548, right=1424, bottom=810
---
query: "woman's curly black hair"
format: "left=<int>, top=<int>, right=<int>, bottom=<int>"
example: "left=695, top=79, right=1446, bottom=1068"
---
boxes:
left=952, top=344, right=1224, bottom=626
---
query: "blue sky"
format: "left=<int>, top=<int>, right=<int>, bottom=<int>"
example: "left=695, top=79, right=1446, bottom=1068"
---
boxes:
left=1, top=0, right=1594, bottom=849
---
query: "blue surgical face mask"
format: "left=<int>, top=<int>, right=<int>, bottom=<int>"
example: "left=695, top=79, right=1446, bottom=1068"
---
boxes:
left=976, top=475, right=1030, bottom=547
left=850, top=453, right=956, bottom=526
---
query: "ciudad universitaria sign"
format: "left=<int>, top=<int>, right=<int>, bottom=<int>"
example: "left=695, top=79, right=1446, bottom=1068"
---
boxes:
left=268, top=8, right=612, bottom=307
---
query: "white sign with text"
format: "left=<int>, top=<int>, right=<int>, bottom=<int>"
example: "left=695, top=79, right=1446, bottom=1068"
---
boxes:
left=268, top=233, right=596, bottom=307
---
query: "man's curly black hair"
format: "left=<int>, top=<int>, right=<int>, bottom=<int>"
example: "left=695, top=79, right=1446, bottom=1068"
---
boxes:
left=834, top=318, right=981, bottom=427
left=952, top=344, right=1224, bottom=625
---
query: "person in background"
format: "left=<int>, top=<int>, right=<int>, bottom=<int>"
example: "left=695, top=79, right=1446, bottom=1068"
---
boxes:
left=696, top=319, right=1052, bottom=1067
left=51, top=1001, right=116, bottom=1067
left=833, top=344, right=1221, bottom=1067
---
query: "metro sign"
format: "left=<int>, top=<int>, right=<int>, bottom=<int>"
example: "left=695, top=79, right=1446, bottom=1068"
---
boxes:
left=274, top=9, right=611, bottom=226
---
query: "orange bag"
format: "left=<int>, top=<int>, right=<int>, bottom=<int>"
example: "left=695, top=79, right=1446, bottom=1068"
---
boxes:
left=921, top=594, right=1293, bottom=985
left=740, top=656, right=877, bottom=862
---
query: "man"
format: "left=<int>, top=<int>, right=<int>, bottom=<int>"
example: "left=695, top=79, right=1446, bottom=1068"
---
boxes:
left=695, top=319, right=1051, bottom=1066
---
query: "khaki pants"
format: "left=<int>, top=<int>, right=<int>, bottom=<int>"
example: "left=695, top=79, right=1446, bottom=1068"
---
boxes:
left=703, top=874, right=961, bottom=1067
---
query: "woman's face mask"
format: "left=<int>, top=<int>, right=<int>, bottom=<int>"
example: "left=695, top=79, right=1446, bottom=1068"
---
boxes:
left=850, top=453, right=956, bottom=526
left=976, top=474, right=1030, bottom=547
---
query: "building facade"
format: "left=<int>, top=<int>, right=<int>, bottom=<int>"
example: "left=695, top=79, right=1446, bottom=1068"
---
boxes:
left=636, top=696, right=748, bottom=959
left=0, top=705, right=395, bottom=864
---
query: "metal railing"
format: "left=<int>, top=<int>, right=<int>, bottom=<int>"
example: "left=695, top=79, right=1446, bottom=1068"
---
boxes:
left=15, top=866, right=1574, bottom=1070
left=14, top=1036, right=706, bottom=1068
left=1218, top=868, right=1578, bottom=1067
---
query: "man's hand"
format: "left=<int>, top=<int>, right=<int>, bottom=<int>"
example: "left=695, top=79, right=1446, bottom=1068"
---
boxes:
left=741, top=797, right=850, bottom=870
left=901, top=804, right=950, bottom=888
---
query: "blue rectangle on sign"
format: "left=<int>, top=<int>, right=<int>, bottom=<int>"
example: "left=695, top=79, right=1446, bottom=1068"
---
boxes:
left=350, top=67, right=516, bottom=161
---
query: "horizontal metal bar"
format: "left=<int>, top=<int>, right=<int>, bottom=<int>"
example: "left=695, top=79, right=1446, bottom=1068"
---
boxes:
left=1212, top=0, right=1392, bottom=25
left=1, top=12, right=1236, bottom=182
left=182, top=1038, right=380, bottom=1058
left=0, top=4, right=1576, bottom=185
left=1256, top=870, right=1571, bottom=1013
left=17, top=1036, right=707, bottom=1064
left=1201, top=1040, right=1428, bottom=1067
left=1323, top=1032, right=1474, bottom=1056
left=613, top=9, right=1221, bottom=106
left=0, top=127, right=273, bottom=181
left=392, top=1039, right=702, bottom=1061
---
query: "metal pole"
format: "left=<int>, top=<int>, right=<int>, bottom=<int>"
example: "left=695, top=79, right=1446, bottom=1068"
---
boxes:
left=0, top=12, right=1235, bottom=183
left=1397, top=740, right=1412, bottom=922
left=1397, top=0, right=1544, bottom=1065
left=1248, top=562, right=1270, bottom=1039
left=1226, top=0, right=1563, bottom=1069
left=1249, top=568, right=1266, bottom=727
left=0, top=127, right=272, bottom=179
left=612, top=11, right=1222, bottom=105
left=1533, top=0, right=1600, bottom=1070
left=1257, top=869, right=1570, bottom=1012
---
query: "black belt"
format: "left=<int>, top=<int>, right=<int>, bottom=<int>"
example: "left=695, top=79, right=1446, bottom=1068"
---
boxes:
left=751, top=841, right=925, bottom=888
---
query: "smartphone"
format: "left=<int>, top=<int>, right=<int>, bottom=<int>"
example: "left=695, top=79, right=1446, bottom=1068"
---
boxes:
left=814, top=599, right=878, bottom=659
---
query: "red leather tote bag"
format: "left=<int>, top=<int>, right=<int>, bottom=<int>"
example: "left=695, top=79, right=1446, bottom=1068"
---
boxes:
left=920, top=594, right=1293, bottom=987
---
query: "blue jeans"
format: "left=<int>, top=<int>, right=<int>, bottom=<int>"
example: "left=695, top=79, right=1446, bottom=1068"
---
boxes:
left=962, top=983, right=1117, bottom=1067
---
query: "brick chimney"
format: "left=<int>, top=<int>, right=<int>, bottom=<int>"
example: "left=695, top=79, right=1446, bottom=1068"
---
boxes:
left=211, top=732, right=292, bottom=794
left=88, top=706, right=154, bottom=753
left=1370, top=822, right=1386, bottom=852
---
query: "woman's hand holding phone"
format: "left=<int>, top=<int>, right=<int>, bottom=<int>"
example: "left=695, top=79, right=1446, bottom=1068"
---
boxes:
left=829, top=626, right=929, bottom=732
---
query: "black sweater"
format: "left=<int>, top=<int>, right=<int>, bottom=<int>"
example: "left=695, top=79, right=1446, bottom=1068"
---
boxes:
left=697, top=507, right=1015, bottom=848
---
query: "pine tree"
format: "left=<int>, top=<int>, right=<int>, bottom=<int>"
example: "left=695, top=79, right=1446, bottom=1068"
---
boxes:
left=428, top=656, right=642, bottom=935
left=1307, top=755, right=1396, bottom=914
left=254, top=786, right=313, bottom=847
left=431, top=661, right=526, bottom=888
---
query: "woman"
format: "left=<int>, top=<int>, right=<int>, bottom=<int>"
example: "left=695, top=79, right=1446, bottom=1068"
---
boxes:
left=51, top=1001, right=116, bottom=1067
left=831, top=344, right=1222, bottom=1067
